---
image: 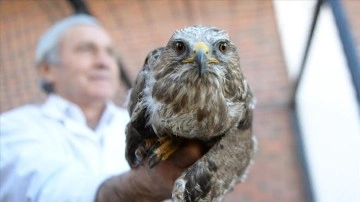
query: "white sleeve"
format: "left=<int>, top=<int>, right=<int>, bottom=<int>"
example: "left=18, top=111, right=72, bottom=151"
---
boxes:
left=0, top=114, right=111, bottom=202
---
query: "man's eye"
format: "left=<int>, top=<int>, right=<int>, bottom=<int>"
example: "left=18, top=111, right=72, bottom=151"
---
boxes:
left=78, top=44, right=93, bottom=52
left=107, top=48, right=116, bottom=58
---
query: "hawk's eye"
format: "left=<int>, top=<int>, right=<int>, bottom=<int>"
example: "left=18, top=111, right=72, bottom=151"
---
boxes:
left=218, top=42, right=228, bottom=54
left=174, top=41, right=186, bottom=54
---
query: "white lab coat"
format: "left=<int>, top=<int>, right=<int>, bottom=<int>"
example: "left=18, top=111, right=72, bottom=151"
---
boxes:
left=0, top=94, right=130, bottom=202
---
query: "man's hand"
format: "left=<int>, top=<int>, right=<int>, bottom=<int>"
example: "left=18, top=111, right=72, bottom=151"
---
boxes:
left=95, top=141, right=204, bottom=202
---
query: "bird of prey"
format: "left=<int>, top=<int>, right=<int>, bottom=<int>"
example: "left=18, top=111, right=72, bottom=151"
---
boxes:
left=125, top=25, right=256, bottom=202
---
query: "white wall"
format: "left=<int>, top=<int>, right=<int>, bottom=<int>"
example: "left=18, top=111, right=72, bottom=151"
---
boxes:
left=273, top=1, right=360, bottom=202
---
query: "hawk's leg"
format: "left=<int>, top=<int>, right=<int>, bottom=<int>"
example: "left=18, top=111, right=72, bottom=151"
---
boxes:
left=172, top=128, right=255, bottom=202
left=148, top=136, right=181, bottom=168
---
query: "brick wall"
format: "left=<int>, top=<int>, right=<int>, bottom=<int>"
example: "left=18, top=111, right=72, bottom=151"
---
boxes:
left=0, top=1, right=306, bottom=201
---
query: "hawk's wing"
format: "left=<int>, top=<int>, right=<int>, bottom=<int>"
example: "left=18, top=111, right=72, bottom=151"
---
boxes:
left=125, top=47, right=164, bottom=168
left=127, top=47, right=164, bottom=115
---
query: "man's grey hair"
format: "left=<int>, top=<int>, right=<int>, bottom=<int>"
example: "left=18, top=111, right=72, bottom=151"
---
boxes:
left=36, top=14, right=101, bottom=93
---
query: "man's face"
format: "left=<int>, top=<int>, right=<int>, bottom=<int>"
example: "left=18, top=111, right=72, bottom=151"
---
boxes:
left=45, top=25, right=120, bottom=105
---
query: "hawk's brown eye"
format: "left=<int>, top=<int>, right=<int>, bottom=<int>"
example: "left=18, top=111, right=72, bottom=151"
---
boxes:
left=218, top=42, right=228, bottom=54
left=175, top=41, right=186, bottom=54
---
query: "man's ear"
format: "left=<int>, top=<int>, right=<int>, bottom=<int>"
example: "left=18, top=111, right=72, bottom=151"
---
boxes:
left=38, top=63, right=56, bottom=83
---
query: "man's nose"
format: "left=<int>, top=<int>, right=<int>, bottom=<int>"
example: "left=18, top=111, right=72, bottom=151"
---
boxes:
left=95, top=51, right=115, bottom=68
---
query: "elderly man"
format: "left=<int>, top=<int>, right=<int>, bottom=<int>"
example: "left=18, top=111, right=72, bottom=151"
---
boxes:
left=0, top=14, right=201, bottom=202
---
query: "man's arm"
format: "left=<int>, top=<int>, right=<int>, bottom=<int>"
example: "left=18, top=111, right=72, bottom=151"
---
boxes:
left=96, top=141, right=203, bottom=202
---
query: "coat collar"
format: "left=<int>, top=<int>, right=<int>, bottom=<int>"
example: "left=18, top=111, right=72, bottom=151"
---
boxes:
left=41, top=94, right=118, bottom=130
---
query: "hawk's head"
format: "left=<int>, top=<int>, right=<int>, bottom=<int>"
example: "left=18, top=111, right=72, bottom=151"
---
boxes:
left=153, top=25, right=240, bottom=81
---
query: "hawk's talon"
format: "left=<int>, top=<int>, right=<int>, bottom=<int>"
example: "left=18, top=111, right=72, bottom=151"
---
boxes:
left=134, top=146, right=146, bottom=166
left=148, top=153, right=162, bottom=168
left=147, top=136, right=181, bottom=168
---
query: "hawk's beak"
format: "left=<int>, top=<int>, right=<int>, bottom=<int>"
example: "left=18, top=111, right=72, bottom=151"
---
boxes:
left=196, top=49, right=207, bottom=78
left=183, top=42, right=219, bottom=78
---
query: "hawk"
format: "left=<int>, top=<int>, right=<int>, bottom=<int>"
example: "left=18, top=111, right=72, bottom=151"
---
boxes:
left=125, top=25, right=256, bottom=202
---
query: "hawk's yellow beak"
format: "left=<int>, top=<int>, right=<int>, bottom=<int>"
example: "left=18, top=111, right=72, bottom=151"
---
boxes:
left=183, top=42, right=219, bottom=78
